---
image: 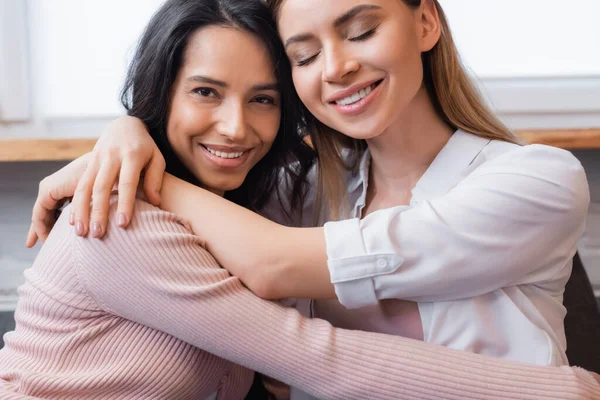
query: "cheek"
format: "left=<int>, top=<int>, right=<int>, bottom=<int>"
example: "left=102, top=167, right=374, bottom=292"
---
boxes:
left=170, top=102, right=210, bottom=139
left=250, top=109, right=281, bottom=151
left=292, top=69, right=320, bottom=111
left=380, top=28, right=423, bottom=77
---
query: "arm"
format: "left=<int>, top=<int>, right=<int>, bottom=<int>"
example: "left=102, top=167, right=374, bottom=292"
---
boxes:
left=75, top=196, right=600, bottom=400
left=159, top=173, right=334, bottom=300
left=27, top=116, right=164, bottom=246
left=323, top=145, right=589, bottom=306
left=161, top=146, right=589, bottom=306
left=26, top=152, right=91, bottom=247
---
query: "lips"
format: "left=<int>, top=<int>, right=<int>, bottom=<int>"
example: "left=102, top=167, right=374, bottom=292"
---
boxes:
left=327, top=79, right=383, bottom=104
left=202, top=145, right=245, bottom=159
left=198, top=143, right=253, bottom=169
left=328, top=78, right=384, bottom=117
left=199, top=144, right=252, bottom=160
left=333, top=82, right=378, bottom=106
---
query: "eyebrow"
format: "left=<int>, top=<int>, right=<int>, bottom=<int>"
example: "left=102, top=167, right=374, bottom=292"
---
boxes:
left=187, top=75, right=279, bottom=92
left=284, top=4, right=382, bottom=48
left=187, top=75, right=227, bottom=87
left=334, top=4, right=382, bottom=28
left=285, top=33, right=315, bottom=49
left=253, top=83, right=279, bottom=92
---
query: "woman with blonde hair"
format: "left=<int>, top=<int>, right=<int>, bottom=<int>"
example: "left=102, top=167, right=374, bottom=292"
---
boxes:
left=27, top=0, right=600, bottom=398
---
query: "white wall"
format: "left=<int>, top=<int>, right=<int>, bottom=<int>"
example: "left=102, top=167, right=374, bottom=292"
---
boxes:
left=28, top=0, right=165, bottom=118
left=440, top=0, right=600, bottom=78
left=21, top=0, right=600, bottom=120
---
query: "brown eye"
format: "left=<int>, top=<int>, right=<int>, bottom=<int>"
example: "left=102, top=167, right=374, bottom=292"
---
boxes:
left=253, top=95, right=276, bottom=105
left=193, top=87, right=218, bottom=98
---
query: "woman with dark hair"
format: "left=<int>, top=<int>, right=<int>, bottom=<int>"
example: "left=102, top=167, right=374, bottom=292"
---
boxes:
left=22, top=0, right=600, bottom=399
left=0, top=0, right=446, bottom=398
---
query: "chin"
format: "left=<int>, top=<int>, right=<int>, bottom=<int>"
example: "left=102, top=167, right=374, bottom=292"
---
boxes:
left=332, top=122, right=384, bottom=141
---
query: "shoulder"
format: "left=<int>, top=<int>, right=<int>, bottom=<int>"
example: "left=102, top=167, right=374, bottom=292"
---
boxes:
left=469, top=142, right=590, bottom=217
left=73, top=193, right=199, bottom=254
left=110, top=193, right=194, bottom=235
left=478, top=142, right=587, bottom=188
left=480, top=141, right=585, bottom=175
left=70, top=194, right=220, bottom=313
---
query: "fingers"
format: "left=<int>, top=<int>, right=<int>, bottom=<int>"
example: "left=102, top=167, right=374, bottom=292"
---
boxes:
left=25, top=223, right=38, bottom=248
left=29, top=201, right=55, bottom=245
left=142, top=149, right=166, bottom=206
left=89, top=157, right=121, bottom=238
left=28, top=178, right=62, bottom=246
left=115, top=156, right=144, bottom=228
left=71, top=157, right=100, bottom=237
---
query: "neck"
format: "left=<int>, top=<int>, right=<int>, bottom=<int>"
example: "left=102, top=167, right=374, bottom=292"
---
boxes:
left=202, top=185, right=225, bottom=198
left=366, top=86, right=454, bottom=195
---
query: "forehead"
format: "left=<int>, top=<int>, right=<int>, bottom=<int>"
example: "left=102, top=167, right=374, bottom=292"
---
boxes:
left=180, top=26, right=276, bottom=83
left=278, top=0, right=386, bottom=35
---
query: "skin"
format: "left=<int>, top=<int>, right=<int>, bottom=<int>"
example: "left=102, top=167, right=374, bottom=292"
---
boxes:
left=22, top=3, right=600, bottom=397
left=280, top=0, right=454, bottom=214
left=28, top=0, right=455, bottom=300
left=167, top=26, right=281, bottom=196
left=27, top=25, right=281, bottom=244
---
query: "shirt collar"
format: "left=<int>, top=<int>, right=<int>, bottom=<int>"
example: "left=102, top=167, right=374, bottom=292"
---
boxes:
left=411, top=129, right=491, bottom=201
left=348, top=129, right=492, bottom=209
left=347, top=149, right=371, bottom=193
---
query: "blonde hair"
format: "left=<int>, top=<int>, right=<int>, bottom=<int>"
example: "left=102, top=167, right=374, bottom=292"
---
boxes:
left=266, top=0, right=522, bottom=221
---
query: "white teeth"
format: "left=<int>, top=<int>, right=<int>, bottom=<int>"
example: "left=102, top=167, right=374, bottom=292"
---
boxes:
left=335, top=83, right=376, bottom=106
left=204, top=146, right=245, bottom=159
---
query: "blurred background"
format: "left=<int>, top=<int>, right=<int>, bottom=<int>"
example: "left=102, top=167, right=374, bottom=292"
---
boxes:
left=1, top=0, right=599, bottom=344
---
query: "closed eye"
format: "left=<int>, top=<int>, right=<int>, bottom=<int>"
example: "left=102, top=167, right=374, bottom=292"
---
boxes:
left=349, top=27, right=377, bottom=42
left=297, top=52, right=320, bottom=67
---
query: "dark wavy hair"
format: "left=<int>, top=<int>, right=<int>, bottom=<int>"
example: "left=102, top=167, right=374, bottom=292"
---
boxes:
left=121, top=0, right=314, bottom=214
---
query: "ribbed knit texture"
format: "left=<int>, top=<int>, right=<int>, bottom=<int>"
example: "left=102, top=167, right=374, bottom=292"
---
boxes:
left=1, top=197, right=599, bottom=399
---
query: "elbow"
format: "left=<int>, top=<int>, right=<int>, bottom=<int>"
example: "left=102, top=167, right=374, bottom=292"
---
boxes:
left=241, top=264, right=282, bottom=300
left=246, top=277, right=280, bottom=300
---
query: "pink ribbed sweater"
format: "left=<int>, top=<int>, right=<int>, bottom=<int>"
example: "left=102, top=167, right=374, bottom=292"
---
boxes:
left=1, top=197, right=599, bottom=399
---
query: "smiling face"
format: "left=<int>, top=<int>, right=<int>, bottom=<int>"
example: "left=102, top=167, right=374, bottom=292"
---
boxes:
left=277, top=0, right=439, bottom=140
left=166, top=26, right=281, bottom=196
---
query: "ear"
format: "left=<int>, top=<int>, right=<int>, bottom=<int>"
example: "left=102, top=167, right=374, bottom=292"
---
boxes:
left=417, top=0, right=442, bottom=52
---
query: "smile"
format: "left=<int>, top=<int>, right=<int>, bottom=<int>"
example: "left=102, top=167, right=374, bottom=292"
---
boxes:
left=329, top=79, right=384, bottom=117
left=202, top=145, right=246, bottom=159
left=334, top=81, right=381, bottom=106
left=198, top=144, right=253, bottom=169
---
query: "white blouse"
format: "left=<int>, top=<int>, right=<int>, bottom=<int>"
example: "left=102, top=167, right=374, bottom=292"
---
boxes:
left=267, top=130, right=589, bottom=399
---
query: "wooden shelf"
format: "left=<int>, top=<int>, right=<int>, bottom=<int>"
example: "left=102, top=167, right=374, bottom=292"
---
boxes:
left=1, top=128, right=599, bottom=162
left=517, top=128, right=600, bottom=149
left=0, top=138, right=96, bottom=162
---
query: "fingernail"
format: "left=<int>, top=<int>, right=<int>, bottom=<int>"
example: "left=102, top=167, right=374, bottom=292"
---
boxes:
left=69, top=212, right=75, bottom=225
left=75, top=221, right=85, bottom=236
left=91, top=222, right=102, bottom=238
left=117, top=213, right=128, bottom=227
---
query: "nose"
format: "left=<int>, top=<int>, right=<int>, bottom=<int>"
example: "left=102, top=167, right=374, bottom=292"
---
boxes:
left=217, top=100, right=248, bottom=141
left=322, top=44, right=360, bottom=83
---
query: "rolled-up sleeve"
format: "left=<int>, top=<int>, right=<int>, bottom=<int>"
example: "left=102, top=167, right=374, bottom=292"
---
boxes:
left=325, top=145, right=590, bottom=309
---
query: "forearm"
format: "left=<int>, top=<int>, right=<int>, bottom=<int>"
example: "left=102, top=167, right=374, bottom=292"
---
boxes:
left=77, top=198, right=600, bottom=400
left=160, top=173, right=334, bottom=299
